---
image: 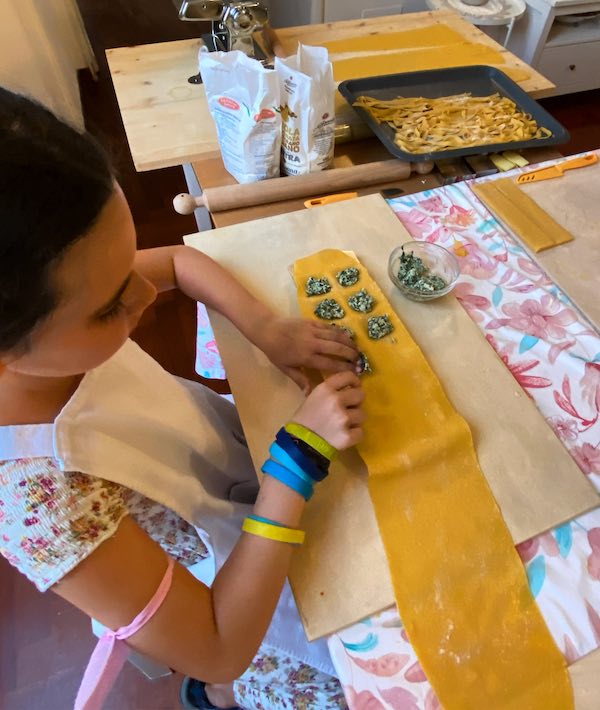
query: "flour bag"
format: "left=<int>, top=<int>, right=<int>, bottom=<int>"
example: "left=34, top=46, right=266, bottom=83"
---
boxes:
left=199, top=50, right=281, bottom=183
left=275, top=44, right=335, bottom=176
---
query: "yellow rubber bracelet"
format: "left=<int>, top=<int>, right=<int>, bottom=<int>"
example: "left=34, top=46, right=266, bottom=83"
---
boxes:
left=284, top=422, right=338, bottom=461
left=242, top=517, right=305, bottom=545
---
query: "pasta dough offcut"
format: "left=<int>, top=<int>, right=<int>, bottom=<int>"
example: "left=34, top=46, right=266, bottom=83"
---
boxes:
left=355, top=92, right=551, bottom=153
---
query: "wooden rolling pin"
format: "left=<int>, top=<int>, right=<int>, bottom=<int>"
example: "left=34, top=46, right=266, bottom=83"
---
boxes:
left=173, top=159, right=431, bottom=214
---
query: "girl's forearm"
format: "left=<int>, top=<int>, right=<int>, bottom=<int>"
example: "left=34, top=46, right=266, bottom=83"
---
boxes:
left=172, top=246, right=274, bottom=345
left=56, top=475, right=312, bottom=683
left=209, top=475, right=307, bottom=676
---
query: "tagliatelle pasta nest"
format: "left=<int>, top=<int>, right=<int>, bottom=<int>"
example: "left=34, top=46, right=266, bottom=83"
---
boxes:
left=354, top=93, right=552, bottom=153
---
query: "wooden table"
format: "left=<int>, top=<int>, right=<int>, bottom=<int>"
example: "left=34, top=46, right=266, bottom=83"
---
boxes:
left=106, top=9, right=554, bottom=172
left=104, top=19, right=599, bottom=701
left=192, top=143, right=558, bottom=228
left=104, top=10, right=559, bottom=230
left=183, top=160, right=600, bottom=705
left=192, top=140, right=438, bottom=228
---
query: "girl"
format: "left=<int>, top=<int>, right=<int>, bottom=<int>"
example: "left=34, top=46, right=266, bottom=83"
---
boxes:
left=0, top=88, right=364, bottom=709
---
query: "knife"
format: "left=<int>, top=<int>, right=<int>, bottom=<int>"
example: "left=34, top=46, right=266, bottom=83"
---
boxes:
left=516, top=153, right=598, bottom=184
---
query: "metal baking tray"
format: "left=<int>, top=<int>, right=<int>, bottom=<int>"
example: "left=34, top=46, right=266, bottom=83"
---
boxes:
left=338, top=65, right=570, bottom=162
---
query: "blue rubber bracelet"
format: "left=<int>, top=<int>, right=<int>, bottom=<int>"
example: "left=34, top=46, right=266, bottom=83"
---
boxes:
left=275, top=428, right=328, bottom=482
left=247, top=514, right=286, bottom=528
left=261, top=458, right=314, bottom=501
left=269, top=442, right=316, bottom=486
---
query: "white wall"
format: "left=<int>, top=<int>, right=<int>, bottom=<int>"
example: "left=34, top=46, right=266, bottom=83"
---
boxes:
left=261, top=0, right=324, bottom=28
left=0, top=0, right=95, bottom=126
left=262, top=0, right=428, bottom=27
left=324, top=0, right=428, bottom=21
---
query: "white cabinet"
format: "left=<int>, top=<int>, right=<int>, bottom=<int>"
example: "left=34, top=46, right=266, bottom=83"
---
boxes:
left=507, top=0, right=600, bottom=94
left=538, top=39, right=600, bottom=93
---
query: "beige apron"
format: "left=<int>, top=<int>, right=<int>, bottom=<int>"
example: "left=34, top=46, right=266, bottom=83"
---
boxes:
left=1, top=339, right=335, bottom=676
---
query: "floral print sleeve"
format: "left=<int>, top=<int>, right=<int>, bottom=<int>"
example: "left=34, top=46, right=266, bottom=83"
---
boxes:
left=0, top=457, right=208, bottom=592
left=234, top=643, right=347, bottom=709
left=0, top=457, right=128, bottom=591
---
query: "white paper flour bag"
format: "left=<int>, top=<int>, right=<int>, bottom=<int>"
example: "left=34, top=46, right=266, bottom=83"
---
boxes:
left=275, top=44, right=335, bottom=176
left=199, top=50, right=281, bottom=183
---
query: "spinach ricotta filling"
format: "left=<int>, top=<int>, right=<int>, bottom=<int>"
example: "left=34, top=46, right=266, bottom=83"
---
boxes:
left=314, top=299, right=345, bottom=320
left=305, top=276, right=332, bottom=296
left=367, top=314, right=394, bottom=340
left=348, top=288, right=375, bottom=313
left=336, top=267, right=360, bottom=287
left=397, top=249, right=447, bottom=294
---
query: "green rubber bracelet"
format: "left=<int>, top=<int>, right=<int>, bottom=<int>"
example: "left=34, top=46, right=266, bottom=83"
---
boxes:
left=284, top=422, right=338, bottom=462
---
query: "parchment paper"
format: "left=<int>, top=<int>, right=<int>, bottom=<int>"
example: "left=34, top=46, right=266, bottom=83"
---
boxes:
left=184, top=194, right=598, bottom=639
left=518, top=156, right=600, bottom=332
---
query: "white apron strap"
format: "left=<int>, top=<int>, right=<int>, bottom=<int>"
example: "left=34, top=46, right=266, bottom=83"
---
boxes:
left=0, top=423, right=54, bottom=459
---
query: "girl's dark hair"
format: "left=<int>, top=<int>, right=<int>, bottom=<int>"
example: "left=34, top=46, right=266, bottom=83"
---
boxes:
left=0, top=87, right=115, bottom=353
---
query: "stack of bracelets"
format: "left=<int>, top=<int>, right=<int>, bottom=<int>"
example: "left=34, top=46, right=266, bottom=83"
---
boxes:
left=241, top=423, right=337, bottom=547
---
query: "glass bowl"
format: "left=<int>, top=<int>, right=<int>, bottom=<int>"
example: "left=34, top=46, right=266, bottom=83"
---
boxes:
left=388, top=241, right=460, bottom=302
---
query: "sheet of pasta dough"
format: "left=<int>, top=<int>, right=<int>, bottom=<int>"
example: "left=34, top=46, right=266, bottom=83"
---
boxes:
left=294, top=248, right=573, bottom=708
left=321, top=24, right=529, bottom=83
left=472, top=178, right=574, bottom=252
left=474, top=156, right=600, bottom=331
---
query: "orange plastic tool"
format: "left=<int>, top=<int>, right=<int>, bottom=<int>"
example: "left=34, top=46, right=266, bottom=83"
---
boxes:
left=304, top=192, right=358, bottom=208
left=516, top=153, right=598, bottom=184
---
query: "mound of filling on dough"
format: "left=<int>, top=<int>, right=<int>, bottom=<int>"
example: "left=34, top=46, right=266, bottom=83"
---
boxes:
left=314, top=298, right=345, bottom=320
left=357, top=352, right=372, bottom=375
left=336, top=266, right=360, bottom=287
left=367, top=314, right=394, bottom=340
left=305, top=276, right=332, bottom=296
left=348, top=288, right=376, bottom=313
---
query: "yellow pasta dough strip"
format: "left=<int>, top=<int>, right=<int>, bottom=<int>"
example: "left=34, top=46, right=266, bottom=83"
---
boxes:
left=473, top=178, right=574, bottom=252
left=293, top=248, right=573, bottom=709
left=328, top=42, right=529, bottom=84
left=323, top=25, right=468, bottom=54
left=321, top=25, right=529, bottom=84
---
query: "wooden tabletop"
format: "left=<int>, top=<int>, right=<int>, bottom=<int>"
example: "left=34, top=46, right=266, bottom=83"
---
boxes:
left=192, top=143, right=559, bottom=229
left=106, top=10, right=554, bottom=172
left=192, top=139, right=440, bottom=229
left=183, top=189, right=598, bottom=639
left=106, top=38, right=217, bottom=172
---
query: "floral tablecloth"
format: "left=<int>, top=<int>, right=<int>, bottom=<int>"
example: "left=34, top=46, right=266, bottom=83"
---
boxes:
left=195, top=152, right=600, bottom=707
left=328, top=153, right=600, bottom=708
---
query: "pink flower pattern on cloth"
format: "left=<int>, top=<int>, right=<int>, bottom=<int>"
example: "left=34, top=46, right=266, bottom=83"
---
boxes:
left=327, top=156, right=600, bottom=708
left=194, top=152, right=600, bottom=707
left=195, top=303, right=227, bottom=380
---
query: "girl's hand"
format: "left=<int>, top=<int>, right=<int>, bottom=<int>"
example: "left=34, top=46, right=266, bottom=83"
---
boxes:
left=257, top=316, right=359, bottom=394
left=292, top=370, right=365, bottom=450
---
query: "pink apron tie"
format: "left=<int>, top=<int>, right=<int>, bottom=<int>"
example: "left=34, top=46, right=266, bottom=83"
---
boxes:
left=74, top=556, right=175, bottom=710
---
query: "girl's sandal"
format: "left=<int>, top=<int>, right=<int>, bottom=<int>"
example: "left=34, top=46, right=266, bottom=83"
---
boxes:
left=179, top=676, right=240, bottom=710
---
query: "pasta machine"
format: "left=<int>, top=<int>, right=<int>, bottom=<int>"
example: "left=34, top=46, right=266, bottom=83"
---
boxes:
left=176, top=1, right=270, bottom=59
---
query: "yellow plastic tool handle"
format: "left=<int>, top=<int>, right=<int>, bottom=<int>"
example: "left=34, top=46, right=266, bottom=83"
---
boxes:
left=557, top=153, right=599, bottom=173
left=304, top=192, right=359, bottom=208
left=517, top=153, right=598, bottom=184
